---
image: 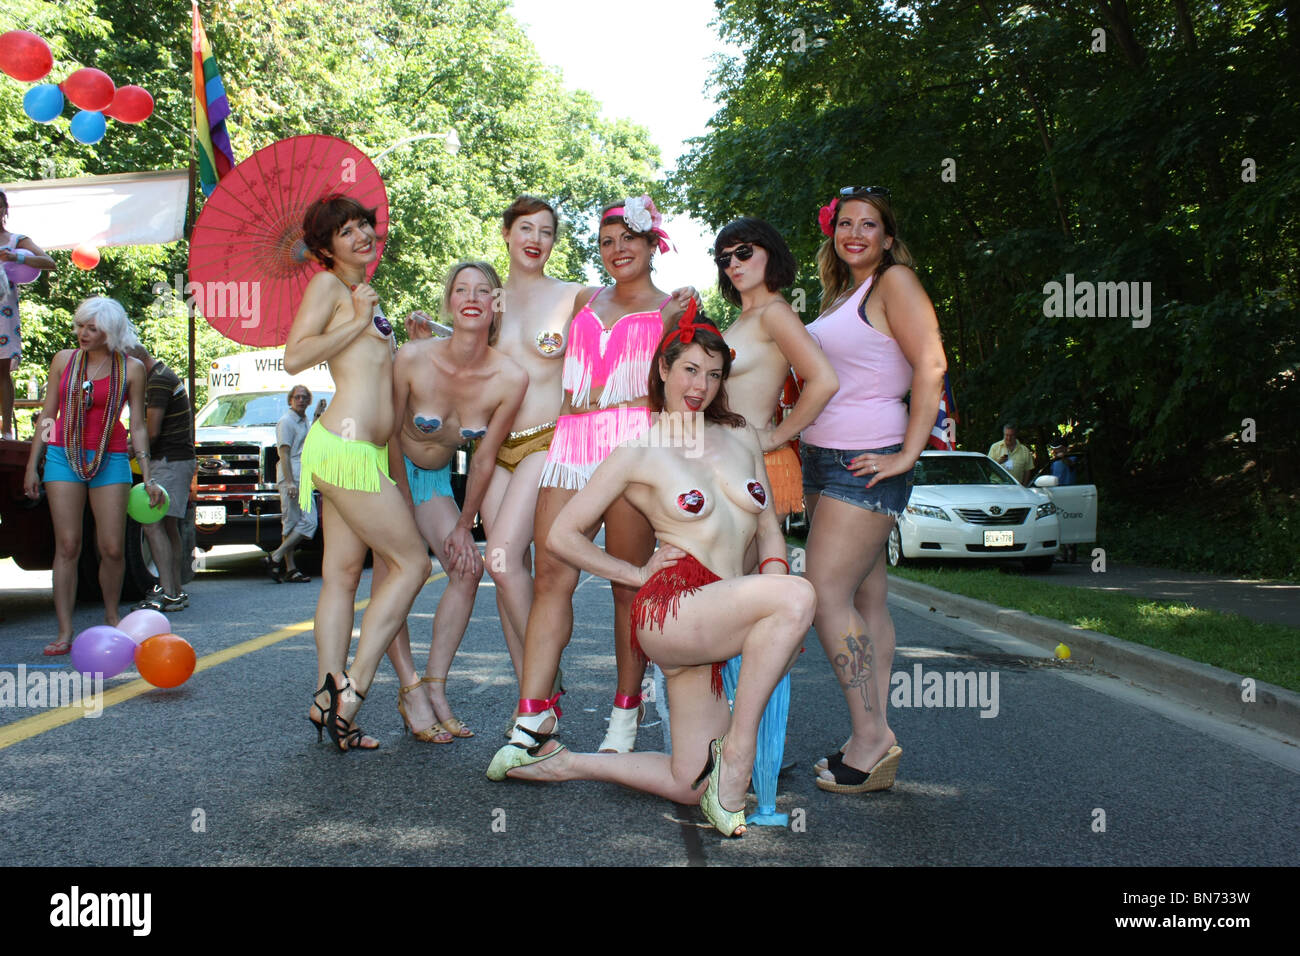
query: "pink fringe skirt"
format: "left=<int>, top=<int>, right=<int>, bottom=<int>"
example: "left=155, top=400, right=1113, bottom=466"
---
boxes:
left=538, top=405, right=652, bottom=490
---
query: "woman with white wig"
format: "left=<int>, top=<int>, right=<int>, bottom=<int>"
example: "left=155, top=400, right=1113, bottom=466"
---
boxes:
left=23, top=297, right=164, bottom=654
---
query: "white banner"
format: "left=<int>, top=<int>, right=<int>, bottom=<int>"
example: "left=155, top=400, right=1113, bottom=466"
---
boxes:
left=0, top=169, right=189, bottom=250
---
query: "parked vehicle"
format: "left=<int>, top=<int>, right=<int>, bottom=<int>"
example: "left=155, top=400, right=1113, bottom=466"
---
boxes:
left=887, top=451, right=1097, bottom=572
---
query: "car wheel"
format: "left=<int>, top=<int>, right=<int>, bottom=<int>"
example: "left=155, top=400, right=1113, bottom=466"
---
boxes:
left=887, top=524, right=905, bottom=567
left=1023, top=555, right=1054, bottom=573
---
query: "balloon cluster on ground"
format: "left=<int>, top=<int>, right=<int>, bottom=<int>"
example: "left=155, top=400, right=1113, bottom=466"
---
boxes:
left=1, top=31, right=154, bottom=145
left=70, top=609, right=196, bottom=688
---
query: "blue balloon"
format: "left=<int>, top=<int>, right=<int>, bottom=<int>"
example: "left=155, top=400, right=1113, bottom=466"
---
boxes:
left=22, top=83, right=63, bottom=123
left=70, top=109, right=106, bottom=145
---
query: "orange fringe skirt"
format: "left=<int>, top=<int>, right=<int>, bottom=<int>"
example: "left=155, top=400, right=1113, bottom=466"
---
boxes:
left=764, top=445, right=804, bottom=517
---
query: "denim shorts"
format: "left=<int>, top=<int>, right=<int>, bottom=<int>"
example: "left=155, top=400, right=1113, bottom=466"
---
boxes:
left=801, top=442, right=913, bottom=518
left=43, top=446, right=133, bottom=488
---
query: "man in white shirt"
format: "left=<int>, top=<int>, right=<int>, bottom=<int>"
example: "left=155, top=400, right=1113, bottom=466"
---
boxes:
left=267, top=385, right=317, bottom=582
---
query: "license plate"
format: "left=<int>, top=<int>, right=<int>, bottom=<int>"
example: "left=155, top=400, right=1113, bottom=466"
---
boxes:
left=984, top=530, right=1014, bottom=547
left=195, top=506, right=226, bottom=526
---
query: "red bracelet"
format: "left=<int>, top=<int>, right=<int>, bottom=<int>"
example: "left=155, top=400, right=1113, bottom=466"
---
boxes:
left=759, top=557, right=790, bottom=574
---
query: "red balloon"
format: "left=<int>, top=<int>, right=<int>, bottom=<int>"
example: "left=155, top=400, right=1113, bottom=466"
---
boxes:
left=60, top=67, right=115, bottom=112
left=103, top=84, right=153, bottom=124
left=0, top=30, right=52, bottom=83
left=71, top=243, right=100, bottom=270
left=135, top=633, right=196, bottom=689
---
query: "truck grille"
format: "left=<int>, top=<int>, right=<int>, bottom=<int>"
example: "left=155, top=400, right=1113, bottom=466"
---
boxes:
left=955, top=507, right=1029, bottom=525
left=195, top=443, right=263, bottom=487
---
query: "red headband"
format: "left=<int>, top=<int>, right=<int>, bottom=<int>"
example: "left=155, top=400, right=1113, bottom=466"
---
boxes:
left=663, top=297, right=703, bottom=347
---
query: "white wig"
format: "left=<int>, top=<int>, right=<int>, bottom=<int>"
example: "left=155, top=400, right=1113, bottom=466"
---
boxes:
left=74, top=297, right=141, bottom=354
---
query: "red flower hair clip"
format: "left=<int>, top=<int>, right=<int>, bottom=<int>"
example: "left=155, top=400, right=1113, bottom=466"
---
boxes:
left=817, top=197, right=839, bottom=236
left=664, top=297, right=703, bottom=347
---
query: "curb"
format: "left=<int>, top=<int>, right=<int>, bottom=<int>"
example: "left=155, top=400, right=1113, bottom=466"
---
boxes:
left=887, top=575, right=1300, bottom=742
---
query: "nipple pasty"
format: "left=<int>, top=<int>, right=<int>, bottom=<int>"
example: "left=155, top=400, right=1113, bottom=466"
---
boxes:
left=536, top=330, right=563, bottom=354
left=747, top=481, right=767, bottom=507
left=414, top=416, right=441, bottom=433
left=677, top=490, right=705, bottom=514
left=372, top=306, right=393, bottom=336
left=460, top=428, right=486, bottom=440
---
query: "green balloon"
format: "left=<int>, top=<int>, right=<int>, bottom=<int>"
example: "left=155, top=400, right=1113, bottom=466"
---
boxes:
left=127, top=483, right=169, bottom=524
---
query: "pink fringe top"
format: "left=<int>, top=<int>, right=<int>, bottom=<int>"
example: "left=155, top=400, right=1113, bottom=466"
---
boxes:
left=562, top=289, right=665, bottom=408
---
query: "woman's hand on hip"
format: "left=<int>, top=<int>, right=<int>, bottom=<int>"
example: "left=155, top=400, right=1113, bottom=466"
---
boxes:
left=847, top=450, right=912, bottom=489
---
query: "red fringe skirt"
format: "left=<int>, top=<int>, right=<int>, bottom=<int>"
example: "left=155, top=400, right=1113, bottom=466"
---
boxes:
left=630, top=552, right=726, bottom=697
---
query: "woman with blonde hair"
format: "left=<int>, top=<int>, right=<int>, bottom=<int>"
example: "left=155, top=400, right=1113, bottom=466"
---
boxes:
left=381, top=260, right=526, bottom=742
left=23, top=297, right=164, bottom=654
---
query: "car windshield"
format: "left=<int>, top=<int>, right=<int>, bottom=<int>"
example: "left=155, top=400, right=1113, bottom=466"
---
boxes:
left=914, top=456, right=1018, bottom=486
left=196, top=392, right=332, bottom=428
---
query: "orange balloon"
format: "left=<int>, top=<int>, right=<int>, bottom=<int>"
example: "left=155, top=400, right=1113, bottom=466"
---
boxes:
left=135, top=633, right=196, bottom=688
left=71, top=243, right=100, bottom=270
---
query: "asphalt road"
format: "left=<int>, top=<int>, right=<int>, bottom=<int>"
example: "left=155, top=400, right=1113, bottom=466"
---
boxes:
left=1, top=547, right=1297, bottom=866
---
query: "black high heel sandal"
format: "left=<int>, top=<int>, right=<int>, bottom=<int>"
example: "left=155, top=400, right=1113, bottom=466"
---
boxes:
left=323, top=672, right=379, bottom=753
left=308, top=680, right=331, bottom=741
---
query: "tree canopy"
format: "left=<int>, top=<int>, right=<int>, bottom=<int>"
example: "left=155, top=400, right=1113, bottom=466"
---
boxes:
left=675, top=0, right=1298, bottom=503
left=0, top=0, right=663, bottom=417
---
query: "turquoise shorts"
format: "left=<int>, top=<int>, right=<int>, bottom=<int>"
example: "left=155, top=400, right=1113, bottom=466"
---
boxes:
left=43, top=446, right=133, bottom=488
left=404, top=456, right=452, bottom=507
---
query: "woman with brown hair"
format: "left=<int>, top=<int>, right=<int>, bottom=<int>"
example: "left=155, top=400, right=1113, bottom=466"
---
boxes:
left=285, top=195, right=431, bottom=752
left=479, top=197, right=582, bottom=690
left=488, top=310, right=813, bottom=838
left=502, top=195, right=694, bottom=755
left=803, top=187, right=947, bottom=792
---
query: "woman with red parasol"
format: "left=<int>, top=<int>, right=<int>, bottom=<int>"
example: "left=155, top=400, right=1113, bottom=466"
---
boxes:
left=380, top=260, right=526, bottom=743
left=285, top=195, right=431, bottom=752
left=479, top=196, right=582, bottom=700
left=488, top=312, right=813, bottom=838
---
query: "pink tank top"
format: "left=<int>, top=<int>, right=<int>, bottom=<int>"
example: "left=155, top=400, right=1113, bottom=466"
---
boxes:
left=802, top=276, right=912, bottom=449
left=562, top=289, right=665, bottom=407
left=52, top=358, right=129, bottom=453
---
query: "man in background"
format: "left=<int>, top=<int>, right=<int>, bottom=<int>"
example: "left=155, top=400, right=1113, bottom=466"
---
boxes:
left=989, top=423, right=1034, bottom=484
left=128, top=344, right=195, bottom=610
left=267, top=384, right=316, bottom=583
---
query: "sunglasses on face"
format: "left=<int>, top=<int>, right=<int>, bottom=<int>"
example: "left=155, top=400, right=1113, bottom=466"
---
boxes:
left=840, top=186, right=891, bottom=200
left=713, top=243, right=756, bottom=269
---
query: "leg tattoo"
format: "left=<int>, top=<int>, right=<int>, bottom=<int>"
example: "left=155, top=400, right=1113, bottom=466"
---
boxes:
left=833, top=633, right=874, bottom=712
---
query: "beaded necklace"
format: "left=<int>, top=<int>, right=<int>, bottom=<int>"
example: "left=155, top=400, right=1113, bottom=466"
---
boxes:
left=63, top=349, right=125, bottom=480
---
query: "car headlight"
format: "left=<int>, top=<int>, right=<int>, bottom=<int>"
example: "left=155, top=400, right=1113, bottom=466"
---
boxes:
left=1036, top=501, right=1058, bottom=519
left=906, top=503, right=950, bottom=521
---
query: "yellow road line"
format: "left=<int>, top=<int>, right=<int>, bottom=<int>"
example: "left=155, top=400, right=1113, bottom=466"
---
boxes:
left=0, top=572, right=447, bottom=751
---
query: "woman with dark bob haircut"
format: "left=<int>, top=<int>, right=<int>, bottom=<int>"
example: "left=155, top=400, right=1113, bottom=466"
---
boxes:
left=284, top=194, right=432, bottom=752
left=488, top=308, right=814, bottom=838
left=714, top=217, right=837, bottom=525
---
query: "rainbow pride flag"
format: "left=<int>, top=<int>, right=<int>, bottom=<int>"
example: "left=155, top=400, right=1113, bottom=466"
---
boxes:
left=191, top=0, right=235, bottom=196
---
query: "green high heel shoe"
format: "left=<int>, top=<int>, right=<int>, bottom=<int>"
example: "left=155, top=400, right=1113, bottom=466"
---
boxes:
left=693, top=737, right=747, bottom=837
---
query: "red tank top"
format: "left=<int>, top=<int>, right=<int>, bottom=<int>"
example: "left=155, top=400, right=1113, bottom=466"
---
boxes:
left=52, top=356, right=129, bottom=453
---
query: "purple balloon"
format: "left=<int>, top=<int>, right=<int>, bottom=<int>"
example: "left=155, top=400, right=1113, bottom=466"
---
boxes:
left=117, top=608, right=170, bottom=645
left=3, top=259, right=40, bottom=284
left=69, top=625, right=136, bottom=678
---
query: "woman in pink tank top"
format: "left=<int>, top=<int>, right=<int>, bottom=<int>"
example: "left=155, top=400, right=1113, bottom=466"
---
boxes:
left=23, top=297, right=164, bottom=655
left=801, top=188, right=947, bottom=794
left=493, top=196, right=696, bottom=762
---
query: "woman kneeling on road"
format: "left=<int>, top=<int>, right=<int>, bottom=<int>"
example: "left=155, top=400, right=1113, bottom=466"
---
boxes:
left=487, top=308, right=814, bottom=837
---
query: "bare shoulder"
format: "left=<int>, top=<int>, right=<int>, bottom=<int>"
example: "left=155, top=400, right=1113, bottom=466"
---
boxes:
left=573, top=285, right=600, bottom=314
left=491, top=347, right=529, bottom=388
left=756, top=297, right=803, bottom=335
left=878, top=264, right=924, bottom=296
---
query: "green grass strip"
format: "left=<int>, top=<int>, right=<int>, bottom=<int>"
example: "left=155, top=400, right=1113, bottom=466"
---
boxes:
left=887, top=565, right=1300, bottom=692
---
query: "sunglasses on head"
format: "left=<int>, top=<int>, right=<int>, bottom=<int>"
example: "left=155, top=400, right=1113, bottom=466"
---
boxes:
left=713, top=243, right=756, bottom=269
left=840, top=186, right=891, bottom=200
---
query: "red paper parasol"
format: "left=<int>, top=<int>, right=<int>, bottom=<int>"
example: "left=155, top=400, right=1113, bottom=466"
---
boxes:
left=187, top=134, right=389, bottom=347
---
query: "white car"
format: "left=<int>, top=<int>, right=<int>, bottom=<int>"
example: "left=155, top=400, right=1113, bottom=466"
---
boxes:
left=887, top=451, right=1098, bottom=572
